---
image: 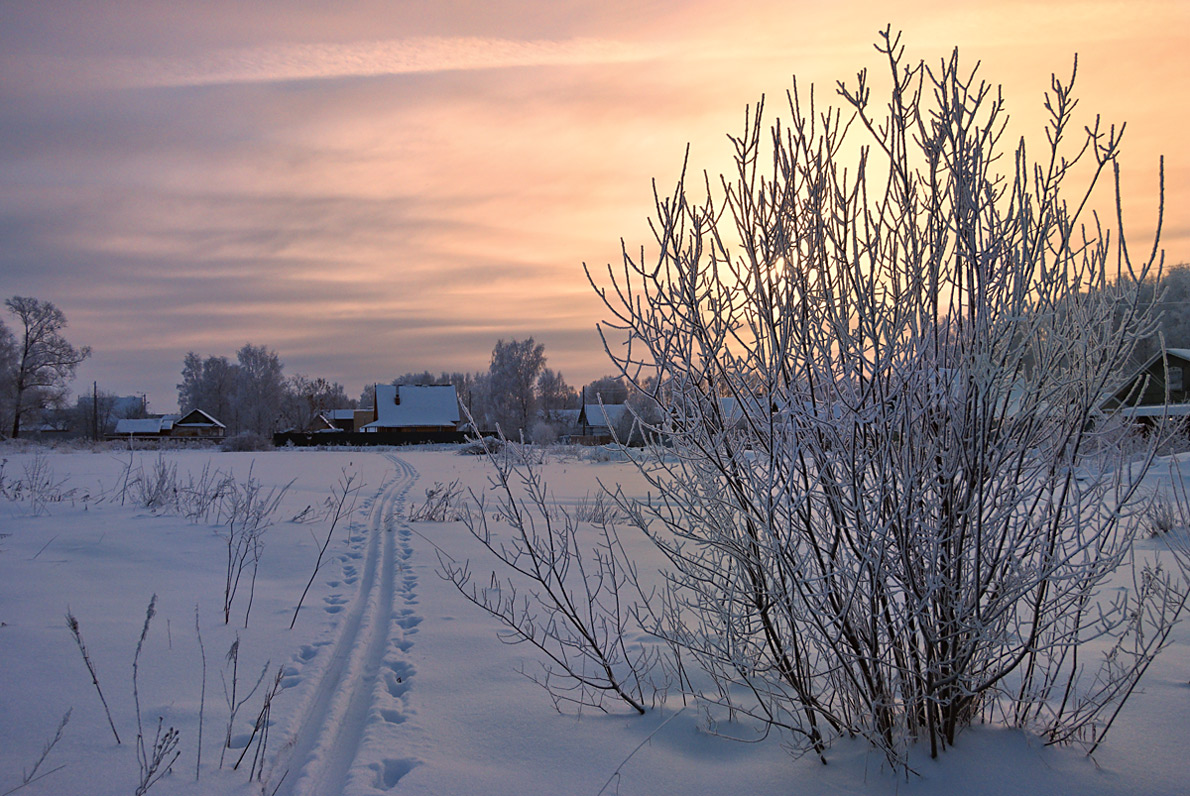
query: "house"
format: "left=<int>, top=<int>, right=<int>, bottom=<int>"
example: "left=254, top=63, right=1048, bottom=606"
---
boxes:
left=323, top=409, right=360, bottom=432
left=1099, top=348, right=1190, bottom=422
left=547, top=408, right=582, bottom=437
left=109, top=409, right=225, bottom=441
left=576, top=403, right=628, bottom=440
left=360, top=384, right=460, bottom=433
left=170, top=409, right=226, bottom=439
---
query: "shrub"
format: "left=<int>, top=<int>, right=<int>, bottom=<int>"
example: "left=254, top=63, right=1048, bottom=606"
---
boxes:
left=221, top=432, right=273, bottom=453
left=586, top=28, right=1182, bottom=765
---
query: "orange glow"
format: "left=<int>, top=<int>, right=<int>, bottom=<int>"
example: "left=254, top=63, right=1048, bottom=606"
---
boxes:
left=0, top=1, right=1184, bottom=410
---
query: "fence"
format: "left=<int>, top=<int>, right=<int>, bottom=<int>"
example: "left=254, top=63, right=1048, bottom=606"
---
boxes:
left=272, top=430, right=472, bottom=447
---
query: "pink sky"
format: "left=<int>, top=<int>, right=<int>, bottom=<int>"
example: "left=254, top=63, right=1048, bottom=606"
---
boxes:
left=2, top=1, right=1186, bottom=412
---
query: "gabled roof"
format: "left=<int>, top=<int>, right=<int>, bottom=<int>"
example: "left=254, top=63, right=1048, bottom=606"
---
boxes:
left=362, top=384, right=459, bottom=430
left=175, top=408, right=225, bottom=428
left=578, top=403, right=628, bottom=428
left=1100, top=348, right=1190, bottom=411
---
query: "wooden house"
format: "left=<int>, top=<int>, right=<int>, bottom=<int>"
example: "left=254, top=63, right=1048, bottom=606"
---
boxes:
left=1099, top=348, right=1190, bottom=421
left=169, top=409, right=226, bottom=439
left=361, top=384, right=460, bottom=433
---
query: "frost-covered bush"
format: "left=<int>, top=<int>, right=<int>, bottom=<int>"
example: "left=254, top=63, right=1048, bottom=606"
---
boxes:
left=407, top=480, right=470, bottom=522
left=459, top=437, right=503, bottom=456
left=0, top=451, right=81, bottom=514
left=586, top=29, right=1181, bottom=765
left=221, top=432, right=273, bottom=453
left=221, top=432, right=272, bottom=453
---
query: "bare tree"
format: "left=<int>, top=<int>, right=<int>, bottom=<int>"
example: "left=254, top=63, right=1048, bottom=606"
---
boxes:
left=0, top=319, right=19, bottom=435
left=3, top=297, right=90, bottom=438
left=587, top=29, right=1180, bottom=764
left=281, top=373, right=351, bottom=432
left=439, top=437, right=659, bottom=714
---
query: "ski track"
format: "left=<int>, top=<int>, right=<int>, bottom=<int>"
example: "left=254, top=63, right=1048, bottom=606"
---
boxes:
left=271, top=453, right=423, bottom=795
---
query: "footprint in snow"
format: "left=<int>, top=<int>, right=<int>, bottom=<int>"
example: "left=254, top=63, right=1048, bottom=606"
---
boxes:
left=378, top=707, right=407, bottom=724
left=373, top=758, right=419, bottom=789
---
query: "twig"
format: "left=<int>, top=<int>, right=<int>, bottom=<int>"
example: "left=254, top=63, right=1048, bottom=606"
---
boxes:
left=0, top=709, right=71, bottom=796
left=195, top=606, right=207, bottom=781
left=291, top=469, right=362, bottom=629
left=596, top=707, right=687, bottom=796
left=65, top=610, right=120, bottom=744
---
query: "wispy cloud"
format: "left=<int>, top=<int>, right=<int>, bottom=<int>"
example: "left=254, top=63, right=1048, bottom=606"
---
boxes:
left=111, top=37, right=659, bottom=88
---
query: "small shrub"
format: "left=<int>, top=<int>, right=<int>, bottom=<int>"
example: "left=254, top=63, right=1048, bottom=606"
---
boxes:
left=459, top=437, right=503, bottom=456
left=572, top=491, right=624, bottom=525
left=408, top=480, right=469, bottom=522
left=221, top=432, right=273, bottom=453
left=1145, top=492, right=1178, bottom=537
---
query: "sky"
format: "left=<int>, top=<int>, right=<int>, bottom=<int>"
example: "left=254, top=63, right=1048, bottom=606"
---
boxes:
left=2, top=1, right=1187, bottom=413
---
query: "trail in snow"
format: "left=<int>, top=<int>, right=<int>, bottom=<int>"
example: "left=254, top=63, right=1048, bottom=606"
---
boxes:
left=270, top=454, right=422, bottom=795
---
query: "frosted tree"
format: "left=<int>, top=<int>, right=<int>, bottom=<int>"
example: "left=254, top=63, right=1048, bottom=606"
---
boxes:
left=234, top=344, right=285, bottom=436
left=537, top=368, right=577, bottom=413
left=177, top=352, right=237, bottom=422
left=581, top=376, right=628, bottom=405
left=488, top=337, right=546, bottom=437
left=587, top=29, right=1181, bottom=763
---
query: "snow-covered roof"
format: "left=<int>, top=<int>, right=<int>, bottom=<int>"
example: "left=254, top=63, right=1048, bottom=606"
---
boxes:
left=361, top=384, right=459, bottom=431
left=1100, top=348, right=1190, bottom=410
left=1120, top=403, right=1190, bottom=418
left=327, top=409, right=356, bottom=421
left=174, top=409, right=225, bottom=428
left=114, top=417, right=168, bottom=435
left=578, top=404, right=628, bottom=428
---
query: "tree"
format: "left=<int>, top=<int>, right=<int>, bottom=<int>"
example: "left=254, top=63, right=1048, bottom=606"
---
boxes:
left=537, top=368, right=577, bottom=416
left=580, top=376, right=628, bottom=405
left=3, top=297, right=90, bottom=438
left=281, top=374, right=352, bottom=431
left=587, top=30, right=1181, bottom=764
left=234, top=344, right=284, bottom=435
left=0, top=318, right=17, bottom=434
left=177, top=352, right=237, bottom=422
left=487, top=338, right=546, bottom=436
left=68, top=389, right=146, bottom=440
left=1126, top=262, right=1190, bottom=370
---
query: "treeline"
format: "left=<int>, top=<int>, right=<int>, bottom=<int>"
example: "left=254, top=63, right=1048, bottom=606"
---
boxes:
left=177, top=344, right=352, bottom=437
left=176, top=336, right=633, bottom=442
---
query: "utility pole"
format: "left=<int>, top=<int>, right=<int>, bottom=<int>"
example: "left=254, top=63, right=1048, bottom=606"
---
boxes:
left=92, top=381, right=99, bottom=441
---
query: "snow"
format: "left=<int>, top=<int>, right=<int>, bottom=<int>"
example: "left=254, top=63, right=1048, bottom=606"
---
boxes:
left=0, top=445, right=1187, bottom=796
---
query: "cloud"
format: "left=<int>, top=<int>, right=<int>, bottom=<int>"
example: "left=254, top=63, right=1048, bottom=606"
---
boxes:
left=105, top=36, right=663, bottom=89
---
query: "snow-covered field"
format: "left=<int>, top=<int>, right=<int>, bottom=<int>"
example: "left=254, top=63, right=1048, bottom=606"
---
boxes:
left=0, top=445, right=1187, bottom=796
